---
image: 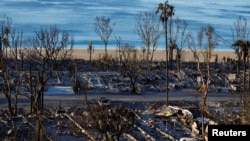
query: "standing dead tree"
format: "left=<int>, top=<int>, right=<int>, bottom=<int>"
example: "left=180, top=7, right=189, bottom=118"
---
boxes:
left=135, top=11, right=163, bottom=66
left=9, top=29, right=24, bottom=115
left=186, top=32, right=201, bottom=74
left=120, top=44, right=142, bottom=94
left=22, top=25, right=73, bottom=141
left=197, top=24, right=219, bottom=139
left=163, top=17, right=188, bottom=71
left=94, top=16, right=115, bottom=56
left=29, top=26, right=73, bottom=113
left=114, top=34, right=122, bottom=74
left=114, top=34, right=121, bottom=59
left=172, top=18, right=188, bottom=72
left=0, top=16, right=14, bottom=115
left=0, top=16, right=24, bottom=116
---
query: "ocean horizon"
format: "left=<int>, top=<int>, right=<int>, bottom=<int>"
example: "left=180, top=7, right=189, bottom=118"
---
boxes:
left=1, top=0, right=249, bottom=51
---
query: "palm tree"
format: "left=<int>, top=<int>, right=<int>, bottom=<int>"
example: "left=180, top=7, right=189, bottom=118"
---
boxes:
left=232, top=39, right=249, bottom=114
left=231, top=16, right=249, bottom=75
left=156, top=0, right=174, bottom=106
left=141, top=46, right=146, bottom=61
left=87, top=40, right=94, bottom=63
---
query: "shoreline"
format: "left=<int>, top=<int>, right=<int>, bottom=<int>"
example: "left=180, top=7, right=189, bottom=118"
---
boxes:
left=72, top=48, right=237, bottom=62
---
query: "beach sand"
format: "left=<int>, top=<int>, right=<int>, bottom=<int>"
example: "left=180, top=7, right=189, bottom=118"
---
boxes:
left=72, top=48, right=237, bottom=62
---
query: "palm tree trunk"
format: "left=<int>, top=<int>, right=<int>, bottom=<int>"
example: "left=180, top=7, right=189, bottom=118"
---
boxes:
left=165, top=14, right=169, bottom=106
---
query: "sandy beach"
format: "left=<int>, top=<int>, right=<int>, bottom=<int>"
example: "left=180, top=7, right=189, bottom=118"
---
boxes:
left=72, top=48, right=237, bottom=62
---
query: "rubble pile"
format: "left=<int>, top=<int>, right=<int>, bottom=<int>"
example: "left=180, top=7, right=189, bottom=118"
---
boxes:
left=0, top=109, right=35, bottom=140
left=0, top=99, right=242, bottom=141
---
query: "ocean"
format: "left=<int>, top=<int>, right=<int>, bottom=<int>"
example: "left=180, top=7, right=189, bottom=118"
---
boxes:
left=1, top=0, right=249, bottom=50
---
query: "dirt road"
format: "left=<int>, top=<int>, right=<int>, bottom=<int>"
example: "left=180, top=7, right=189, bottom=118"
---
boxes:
left=0, top=88, right=240, bottom=107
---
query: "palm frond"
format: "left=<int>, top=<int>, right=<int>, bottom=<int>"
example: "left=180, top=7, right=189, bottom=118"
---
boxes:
left=232, top=39, right=247, bottom=47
